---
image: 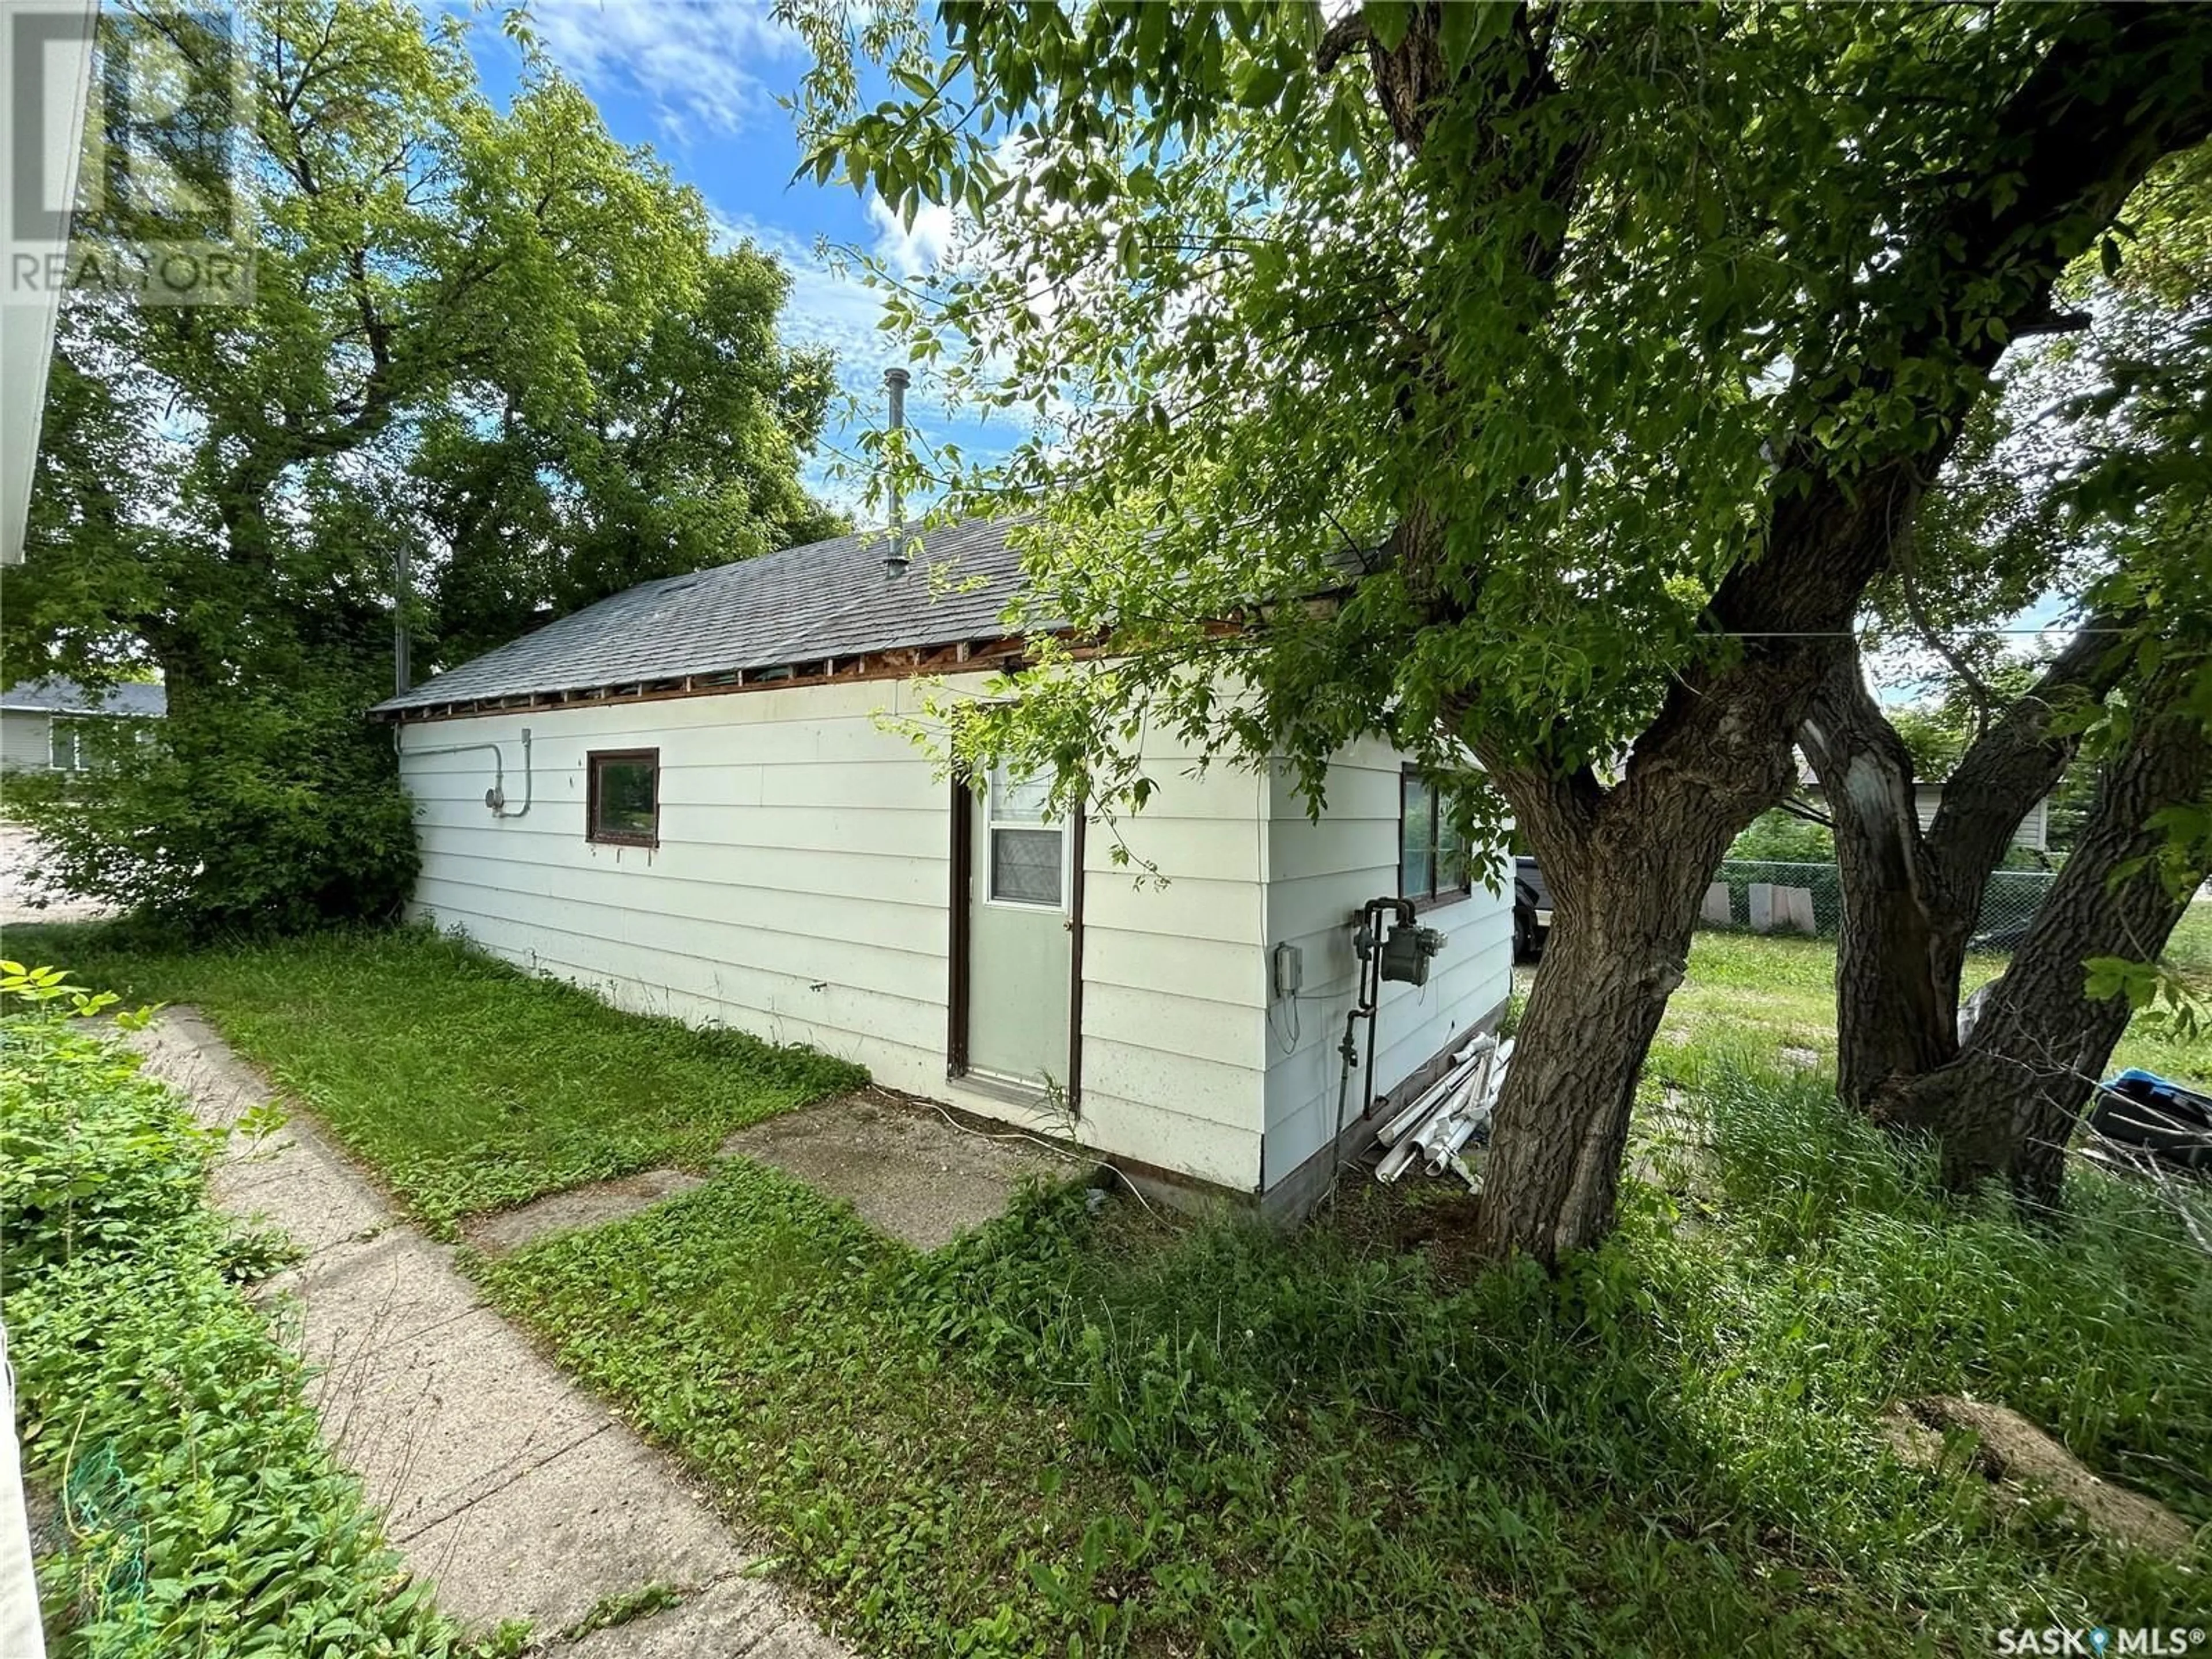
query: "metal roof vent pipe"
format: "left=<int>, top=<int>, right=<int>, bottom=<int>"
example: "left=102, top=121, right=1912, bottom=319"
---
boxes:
left=883, top=366, right=911, bottom=578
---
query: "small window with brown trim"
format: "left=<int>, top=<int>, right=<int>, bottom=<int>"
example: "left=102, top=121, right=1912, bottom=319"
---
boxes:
left=587, top=749, right=659, bottom=846
left=1400, top=768, right=1470, bottom=910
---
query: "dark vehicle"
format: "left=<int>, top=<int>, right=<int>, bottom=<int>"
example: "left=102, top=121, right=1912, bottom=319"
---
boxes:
left=2091, top=1070, right=2212, bottom=1173
left=1513, top=857, right=1551, bottom=961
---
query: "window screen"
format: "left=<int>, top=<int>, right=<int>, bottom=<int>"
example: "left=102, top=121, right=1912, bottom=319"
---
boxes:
left=47, top=721, right=80, bottom=772
left=588, top=750, right=659, bottom=845
left=987, top=763, right=1064, bottom=907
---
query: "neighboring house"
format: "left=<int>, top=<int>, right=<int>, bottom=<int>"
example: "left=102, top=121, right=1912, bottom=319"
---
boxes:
left=372, top=519, right=1513, bottom=1215
left=1915, top=778, right=2050, bottom=853
left=0, top=679, right=166, bottom=775
left=1795, top=764, right=2052, bottom=854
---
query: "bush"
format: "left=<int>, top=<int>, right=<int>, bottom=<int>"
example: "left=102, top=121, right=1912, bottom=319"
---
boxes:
left=1, top=969, right=495, bottom=1658
left=9, top=672, right=416, bottom=937
left=1726, top=808, right=1836, bottom=863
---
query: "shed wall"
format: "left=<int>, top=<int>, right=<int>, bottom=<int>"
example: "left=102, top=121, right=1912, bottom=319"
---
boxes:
left=396, top=679, right=1266, bottom=1188
left=1259, top=743, right=1514, bottom=1190
left=1912, top=782, right=2049, bottom=853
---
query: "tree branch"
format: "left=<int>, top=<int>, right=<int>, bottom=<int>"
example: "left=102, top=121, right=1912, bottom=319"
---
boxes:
left=1924, top=609, right=2137, bottom=901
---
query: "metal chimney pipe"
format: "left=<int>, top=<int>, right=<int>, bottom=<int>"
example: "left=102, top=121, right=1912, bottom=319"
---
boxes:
left=884, top=367, right=910, bottom=577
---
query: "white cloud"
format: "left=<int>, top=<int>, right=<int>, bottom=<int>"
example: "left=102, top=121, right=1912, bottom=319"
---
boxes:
left=864, top=191, right=955, bottom=278
left=715, top=213, right=889, bottom=373
left=522, top=0, right=801, bottom=143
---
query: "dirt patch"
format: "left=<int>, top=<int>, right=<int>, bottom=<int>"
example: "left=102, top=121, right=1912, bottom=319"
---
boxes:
left=1329, top=1179, right=1494, bottom=1281
left=0, top=820, right=114, bottom=925
left=720, top=1085, right=1091, bottom=1253
left=1880, top=1395, right=2195, bottom=1556
left=464, top=1169, right=708, bottom=1256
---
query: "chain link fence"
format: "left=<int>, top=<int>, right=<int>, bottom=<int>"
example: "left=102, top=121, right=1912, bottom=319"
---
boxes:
left=1705, top=859, right=2058, bottom=949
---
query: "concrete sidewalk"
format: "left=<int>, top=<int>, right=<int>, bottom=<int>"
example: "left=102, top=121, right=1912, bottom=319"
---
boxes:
left=129, top=1009, right=857, bottom=1658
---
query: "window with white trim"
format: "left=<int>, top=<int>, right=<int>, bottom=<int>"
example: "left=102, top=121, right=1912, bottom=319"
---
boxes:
left=986, top=763, right=1066, bottom=908
left=47, top=719, right=84, bottom=772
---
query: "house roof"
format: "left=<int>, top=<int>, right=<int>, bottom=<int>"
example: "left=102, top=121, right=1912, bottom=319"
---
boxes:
left=1, top=677, right=166, bottom=718
left=372, top=518, right=1036, bottom=719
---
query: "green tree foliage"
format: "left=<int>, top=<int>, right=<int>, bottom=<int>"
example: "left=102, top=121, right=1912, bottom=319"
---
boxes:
left=789, top=1, right=2211, bottom=1257
left=6, top=0, right=842, bottom=933
left=6, top=677, right=418, bottom=935
left=402, top=75, right=847, bottom=665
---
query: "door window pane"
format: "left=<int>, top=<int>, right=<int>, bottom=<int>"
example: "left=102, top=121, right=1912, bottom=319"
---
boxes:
left=988, top=763, right=1052, bottom=823
left=991, top=827, right=1063, bottom=906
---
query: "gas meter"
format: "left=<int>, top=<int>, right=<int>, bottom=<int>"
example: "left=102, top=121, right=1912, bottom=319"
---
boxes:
left=1378, top=921, right=1446, bottom=986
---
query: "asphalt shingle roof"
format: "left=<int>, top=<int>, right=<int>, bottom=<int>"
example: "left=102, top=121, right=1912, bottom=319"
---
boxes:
left=1, top=677, right=166, bottom=717
left=372, top=518, right=1033, bottom=718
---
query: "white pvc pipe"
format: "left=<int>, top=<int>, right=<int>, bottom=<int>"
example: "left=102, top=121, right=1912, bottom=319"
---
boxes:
left=1377, top=1039, right=1491, bottom=1145
left=1410, top=1080, right=1476, bottom=1156
left=1425, top=1108, right=1491, bottom=1176
left=1374, top=1134, right=1424, bottom=1183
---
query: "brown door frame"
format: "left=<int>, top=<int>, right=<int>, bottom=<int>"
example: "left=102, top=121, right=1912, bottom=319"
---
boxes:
left=947, top=772, right=972, bottom=1078
left=945, top=772, right=1085, bottom=1118
left=1066, top=806, right=1086, bottom=1119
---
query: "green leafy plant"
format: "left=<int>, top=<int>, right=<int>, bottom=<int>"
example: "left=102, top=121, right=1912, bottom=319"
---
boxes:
left=1, top=971, right=500, bottom=1658
left=5, top=673, right=419, bottom=936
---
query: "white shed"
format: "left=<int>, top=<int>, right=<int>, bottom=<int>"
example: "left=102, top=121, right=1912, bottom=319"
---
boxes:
left=373, top=521, right=1512, bottom=1215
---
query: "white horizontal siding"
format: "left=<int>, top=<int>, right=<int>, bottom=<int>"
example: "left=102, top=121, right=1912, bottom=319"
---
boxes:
left=1260, top=752, right=1514, bottom=1191
left=1912, top=783, right=2050, bottom=854
left=397, top=678, right=1267, bottom=1190
left=0, top=710, right=49, bottom=772
left=1070, top=744, right=1266, bottom=1186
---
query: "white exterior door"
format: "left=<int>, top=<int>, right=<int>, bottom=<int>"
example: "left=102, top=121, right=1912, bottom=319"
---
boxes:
left=965, top=764, right=1072, bottom=1091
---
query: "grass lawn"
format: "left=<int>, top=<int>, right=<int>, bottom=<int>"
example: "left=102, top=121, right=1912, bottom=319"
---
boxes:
left=1641, top=900, right=2212, bottom=1095
left=475, top=1084, right=2210, bottom=1656
left=3, top=923, right=863, bottom=1233
left=14, top=918, right=2210, bottom=1654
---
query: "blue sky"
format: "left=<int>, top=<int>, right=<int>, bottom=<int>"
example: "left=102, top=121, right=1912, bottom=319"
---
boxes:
left=459, top=0, right=1016, bottom=516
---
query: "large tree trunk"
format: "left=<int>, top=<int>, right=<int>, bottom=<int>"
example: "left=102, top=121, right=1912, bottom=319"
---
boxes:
left=1356, top=2, right=2212, bottom=1264
left=1802, top=625, right=2131, bottom=1118
left=1470, top=680, right=1806, bottom=1263
left=1799, top=653, right=1959, bottom=1108
left=1882, top=685, right=2211, bottom=1210
left=1474, top=820, right=1726, bottom=1262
